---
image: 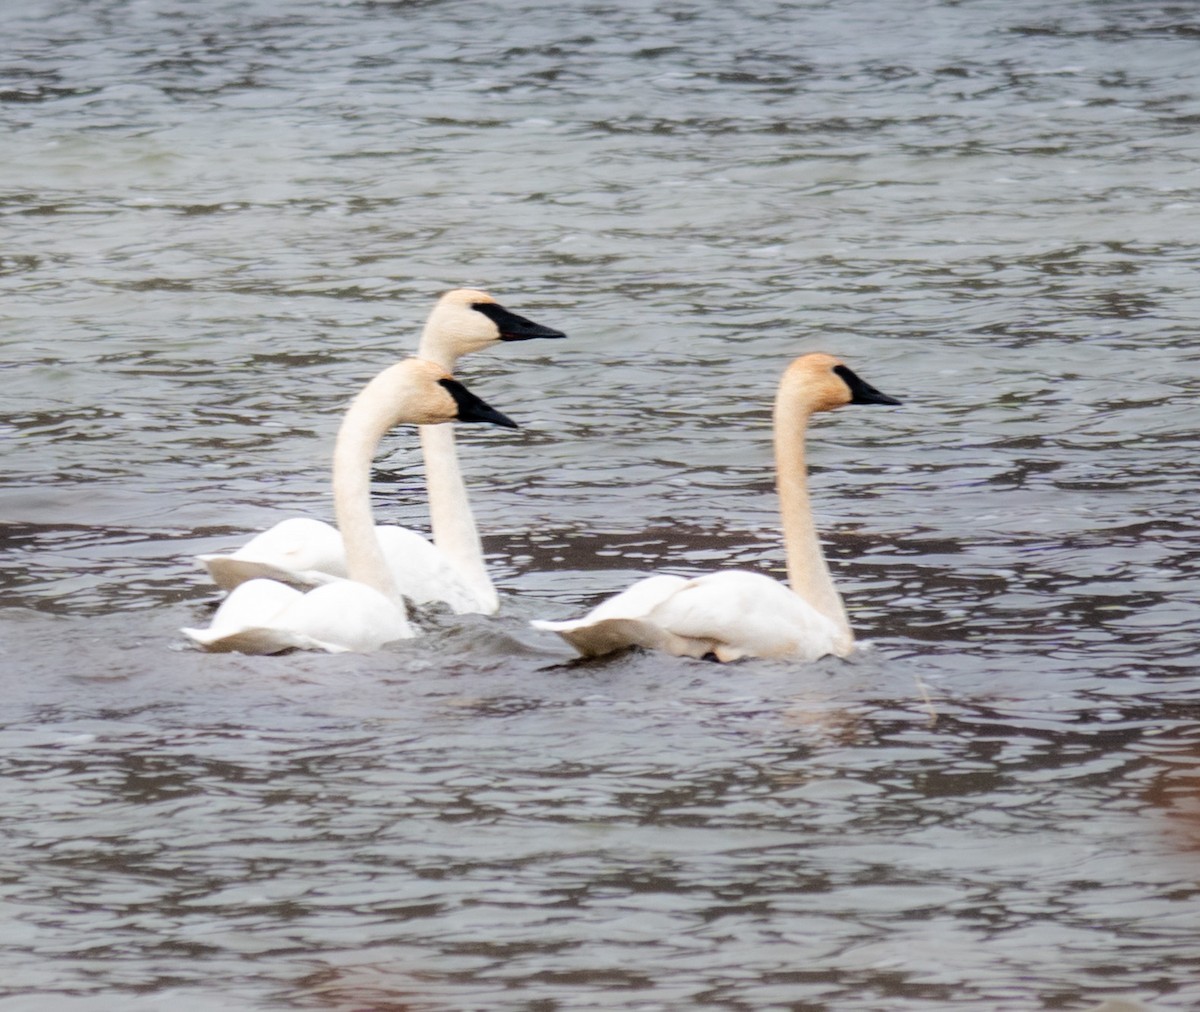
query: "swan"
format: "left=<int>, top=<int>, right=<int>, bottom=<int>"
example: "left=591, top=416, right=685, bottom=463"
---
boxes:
left=182, top=359, right=518, bottom=654
left=196, top=289, right=565, bottom=613
left=530, top=353, right=901, bottom=662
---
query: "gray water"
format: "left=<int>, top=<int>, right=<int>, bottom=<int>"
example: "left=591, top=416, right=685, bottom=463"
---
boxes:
left=2, top=1, right=1199, bottom=1008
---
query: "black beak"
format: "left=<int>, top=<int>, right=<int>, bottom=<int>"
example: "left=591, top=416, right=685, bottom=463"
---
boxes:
left=833, top=364, right=901, bottom=406
left=471, top=301, right=566, bottom=342
left=438, top=378, right=519, bottom=429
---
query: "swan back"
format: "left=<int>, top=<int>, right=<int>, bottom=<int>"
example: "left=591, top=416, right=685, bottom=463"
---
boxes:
left=182, top=578, right=412, bottom=654
left=417, top=288, right=566, bottom=368
left=198, top=517, right=346, bottom=591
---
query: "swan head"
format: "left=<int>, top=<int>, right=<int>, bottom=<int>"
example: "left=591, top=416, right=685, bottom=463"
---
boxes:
left=358, top=358, right=519, bottom=430
left=418, top=288, right=566, bottom=368
left=784, top=353, right=901, bottom=414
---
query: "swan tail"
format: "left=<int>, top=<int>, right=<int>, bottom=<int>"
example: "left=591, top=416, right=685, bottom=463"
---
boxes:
left=181, top=624, right=330, bottom=655
left=195, top=518, right=348, bottom=591
left=530, top=575, right=698, bottom=657
left=181, top=579, right=313, bottom=654
left=531, top=616, right=711, bottom=660
left=198, top=554, right=339, bottom=593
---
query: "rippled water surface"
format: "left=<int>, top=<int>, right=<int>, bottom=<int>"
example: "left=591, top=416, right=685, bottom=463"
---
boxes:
left=3, top=1, right=1199, bottom=1008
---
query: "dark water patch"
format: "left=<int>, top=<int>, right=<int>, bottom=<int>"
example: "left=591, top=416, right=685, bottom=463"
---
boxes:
left=0, top=84, right=99, bottom=104
left=1011, top=18, right=1200, bottom=43
left=2, top=406, right=124, bottom=442
left=0, top=253, right=42, bottom=277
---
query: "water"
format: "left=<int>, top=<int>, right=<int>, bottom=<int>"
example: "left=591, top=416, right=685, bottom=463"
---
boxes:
left=2, top=0, right=1199, bottom=1007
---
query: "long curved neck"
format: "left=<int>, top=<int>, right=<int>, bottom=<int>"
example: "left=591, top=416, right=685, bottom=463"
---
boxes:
left=773, top=390, right=851, bottom=640
left=333, top=382, right=406, bottom=608
left=417, top=337, right=449, bottom=372
left=411, top=336, right=497, bottom=611
left=419, top=423, right=497, bottom=610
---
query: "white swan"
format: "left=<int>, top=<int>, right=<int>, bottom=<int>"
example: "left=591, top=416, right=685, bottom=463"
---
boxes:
left=530, top=353, right=901, bottom=662
left=196, top=289, right=564, bottom=613
left=182, top=359, right=518, bottom=654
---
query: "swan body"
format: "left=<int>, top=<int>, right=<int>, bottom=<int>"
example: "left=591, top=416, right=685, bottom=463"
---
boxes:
left=183, top=358, right=518, bottom=654
left=199, top=519, right=484, bottom=613
left=195, top=288, right=565, bottom=614
left=531, top=353, right=901, bottom=663
left=532, top=571, right=847, bottom=663
left=182, top=578, right=412, bottom=654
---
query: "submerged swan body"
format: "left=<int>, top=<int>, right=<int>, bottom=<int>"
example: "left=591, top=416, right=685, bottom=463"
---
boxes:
left=196, top=289, right=565, bottom=613
left=531, top=354, right=901, bottom=662
left=183, top=359, right=518, bottom=654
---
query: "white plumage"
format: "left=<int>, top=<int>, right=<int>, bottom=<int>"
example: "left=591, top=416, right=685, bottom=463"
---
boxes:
left=199, top=518, right=486, bottom=615
left=533, top=571, right=847, bottom=663
left=183, top=577, right=412, bottom=655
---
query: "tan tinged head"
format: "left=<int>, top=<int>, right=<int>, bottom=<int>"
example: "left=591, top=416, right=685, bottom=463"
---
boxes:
left=779, top=352, right=901, bottom=416
left=417, top=288, right=567, bottom=368
left=355, top=357, right=519, bottom=431
left=421, top=290, right=499, bottom=365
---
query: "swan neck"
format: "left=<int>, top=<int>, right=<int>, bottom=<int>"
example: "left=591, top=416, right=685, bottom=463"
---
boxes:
left=416, top=329, right=456, bottom=372
left=774, top=391, right=851, bottom=639
left=333, top=383, right=406, bottom=607
left=420, top=424, right=497, bottom=609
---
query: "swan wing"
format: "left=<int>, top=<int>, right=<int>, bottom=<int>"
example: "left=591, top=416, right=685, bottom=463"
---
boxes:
left=182, top=579, right=317, bottom=654
left=198, top=556, right=343, bottom=593
left=197, top=517, right=346, bottom=592
left=182, top=578, right=413, bottom=655
left=196, top=519, right=493, bottom=614
left=531, top=575, right=696, bottom=657
left=648, top=571, right=848, bottom=662
left=375, top=526, right=496, bottom=615
left=271, top=580, right=414, bottom=652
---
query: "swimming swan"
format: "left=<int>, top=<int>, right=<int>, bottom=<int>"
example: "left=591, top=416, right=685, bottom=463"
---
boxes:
left=196, top=289, right=565, bottom=613
left=530, top=353, right=901, bottom=662
left=182, top=359, right=518, bottom=654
